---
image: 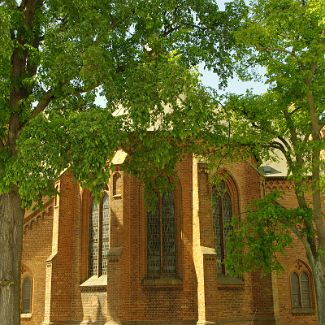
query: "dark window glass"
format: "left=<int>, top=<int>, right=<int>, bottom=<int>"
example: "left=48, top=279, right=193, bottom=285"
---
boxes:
left=101, top=192, right=110, bottom=275
left=300, top=272, right=311, bottom=308
left=291, top=270, right=312, bottom=312
left=89, top=191, right=110, bottom=277
left=212, top=181, right=233, bottom=275
left=89, top=201, right=99, bottom=276
left=22, top=277, right=32, bottom=314
left=147, top=192, right=176, bottom=278
left=291, top=272, right=300, bottom=308
left=162, top=192, right=176, bottom=274
left=223, top=192, right=232, bottom=259
left=147, top=198, right=161, bottom=278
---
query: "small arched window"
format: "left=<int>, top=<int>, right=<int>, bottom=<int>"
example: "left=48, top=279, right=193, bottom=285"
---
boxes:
left=21, top=276, right=32, bottom=314
left=290, top=266, right=313, bottom=313
left=212, top=179, right=237, bottom=276
left=147, top=191, right=177, bottom=278
left=112, top=172, right=122, bottom=197
left=89, top=190, right=110, bottom=277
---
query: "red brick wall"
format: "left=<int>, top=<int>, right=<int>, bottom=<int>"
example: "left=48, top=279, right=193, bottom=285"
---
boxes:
left=44, top=171, right=83, bottom=323
left=274, top=242, right=317, bottom=325
left=266, top=178, right=318, bottom=325
left=20, top=159, right=320, bottom=325
left=21, top=204, right=53, bottom=325
left=197, top=161, right=275, bottom=324
left=114, top=157, right=198, bottom=323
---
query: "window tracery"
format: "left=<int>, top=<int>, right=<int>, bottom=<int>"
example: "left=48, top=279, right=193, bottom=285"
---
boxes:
left=290, top=261, right=313, bottom=313
left=89, top=190, right=110, bottom=277
left=147, top=191, right=177, bottom=278
left=211, top=177, right=238, bottom=276
left=21, top=275, right=32, bottom=314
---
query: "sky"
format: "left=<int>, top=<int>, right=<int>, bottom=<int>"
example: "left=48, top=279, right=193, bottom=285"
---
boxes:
left=198, top=64, right=268, bottom=96
left=199, top=0, right=268, bottom=95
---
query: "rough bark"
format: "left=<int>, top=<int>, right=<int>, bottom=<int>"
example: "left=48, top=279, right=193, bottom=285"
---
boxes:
left=309, top=149, right=325, bottom=325
left=0, top=188, right=25, bottom=325
left=304, top=66, right=325, bottom=325
left=307, top=255, right=325, bottom=325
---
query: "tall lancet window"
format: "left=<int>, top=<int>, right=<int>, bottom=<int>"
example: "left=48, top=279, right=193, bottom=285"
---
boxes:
left=101, top=192, right=110, bottom=275
left=147, top=192, right=177, bottom=278
left=89, top=190, right=110, bottom=277
left=290, top=261, right=313, bottom=313
left=212, top=180, right=234, bottom=275
left=21, top=276, right=32, bottom=314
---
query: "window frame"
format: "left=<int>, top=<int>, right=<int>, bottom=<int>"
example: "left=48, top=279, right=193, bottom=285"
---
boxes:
left=147, top=191, right=178, bottom=279
left=88, top=188, right=110, bottom=278
left=21, top=274, right=33, bottom=317
left=141, top=181, right=183, bottom=286
left=290, top=263, right=314, bottom=314
left=211, top=174, right=239, bottom=277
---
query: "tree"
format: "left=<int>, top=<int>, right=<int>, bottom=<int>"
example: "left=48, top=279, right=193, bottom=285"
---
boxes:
left=221, top=0, right=325, bottom=323
left=0, top=0, right=245, bottom=323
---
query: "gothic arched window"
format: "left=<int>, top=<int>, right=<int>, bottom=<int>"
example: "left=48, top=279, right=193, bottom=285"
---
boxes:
left=89, top=190, right=110, bottom=277
left=212, top=179, right=237, bottom=276
left=21, top=276, right=32, bottom=314
left=147, top=191, right=177, bottom=278
left=291, top=267, right=313, bottom=313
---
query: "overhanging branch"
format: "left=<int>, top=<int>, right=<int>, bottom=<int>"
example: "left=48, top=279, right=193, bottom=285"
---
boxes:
left=256, top=45, right=297, bottom=59
left=30, top=82, right=101, bottom=120
left=269, top=139, right=293, bottom=166
left=30, top=90, right=54, bottom=119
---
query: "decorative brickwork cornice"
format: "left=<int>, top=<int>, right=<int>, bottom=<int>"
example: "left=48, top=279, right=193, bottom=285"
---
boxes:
left=23, top=200, right=54, bottom=233
left=265, top=179, right=294, bottom=192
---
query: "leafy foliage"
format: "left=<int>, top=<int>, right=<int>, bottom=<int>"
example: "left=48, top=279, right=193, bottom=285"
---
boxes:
left=0, top=0, right=247, bottom=207
left=222, top=0, right=325, bottom=279
left=226, top=192, right=312, bottom=276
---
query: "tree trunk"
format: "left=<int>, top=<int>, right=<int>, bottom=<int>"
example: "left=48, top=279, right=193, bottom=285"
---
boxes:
left=0, top=188, right=25, bottom=325
left=307, top=254, right=325, bottom=325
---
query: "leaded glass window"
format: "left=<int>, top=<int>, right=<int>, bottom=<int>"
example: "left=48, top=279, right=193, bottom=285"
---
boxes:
left=212, top=181, right=233, bottom=275
left=301, top=272, right=311, bottom=308
left=291, top=270, right=312, bottom=312
left=147, top=191, right=177, bottom=278
left=89, top=190, right=110, bottom=277
left=162, top=192, right=176, bottom=274
left=101, top=192, right=110, bottom=275
left=291, top=273, right=300, bottom=308
left=21, top=276, right=32, bottom=314
left=147, top=198, right=161, bottom=277
left=89, top=200, right=99, bottom=276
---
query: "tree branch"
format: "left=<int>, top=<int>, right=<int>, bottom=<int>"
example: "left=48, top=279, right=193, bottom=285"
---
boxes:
left=289, top=106, right=301, bottom=115
left=282, top=106, right=301, bottom=154
left=305, top=63, right=321, bottom=135
left=30, top=90, right=54, bottom=119
left=20, top=0, right=40, bottom=29
left=269, top=139, right=293, bottom=167
left=30, top=82, right=101, bottom=120
left=256, top=45, right=297, bottom=58
left=302, top=132, right=311, bottom=146
left=277, top=136, right=290, bottom=150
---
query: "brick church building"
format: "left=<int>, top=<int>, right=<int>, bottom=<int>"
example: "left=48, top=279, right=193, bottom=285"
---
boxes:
left=20, top=153, right=317, bottom=325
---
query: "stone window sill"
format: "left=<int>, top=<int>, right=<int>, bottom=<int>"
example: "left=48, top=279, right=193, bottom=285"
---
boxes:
left=80, top=275, right=107, bottom=291
left=142, top=276, right=183, bottom=289
left=21, top=313, right=32, bottom=319
left=292, top=307, right=314, bottom=315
